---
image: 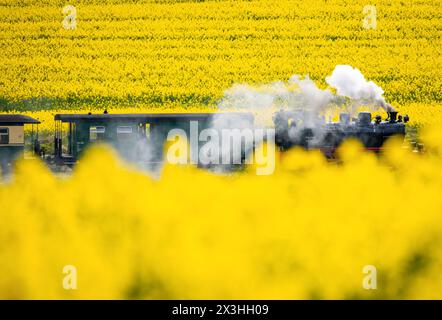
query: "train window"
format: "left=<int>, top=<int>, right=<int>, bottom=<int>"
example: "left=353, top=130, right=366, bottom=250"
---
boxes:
left=89, top=126, right=105, bottom=141
left=117, top=126, right=133, bottom=141
left=117, top=126, right=133, bottom=134
left=0, top=128, right=9, bottom=144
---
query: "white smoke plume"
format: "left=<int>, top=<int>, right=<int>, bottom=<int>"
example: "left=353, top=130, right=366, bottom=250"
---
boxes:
left=218, top=76, right=334, bottom=113
left=215, top=73, right=336, bottom=152
left=214, top=64, right=394, bottom=150
left=218, top=84, right=275, bottom=111
left=218, top=76, right=335, bottom=128
left=218, top=64, right=393, bottom=116
left=326, top=65, right=394, bottom=111
left=287, top=75, right=334, bottom=113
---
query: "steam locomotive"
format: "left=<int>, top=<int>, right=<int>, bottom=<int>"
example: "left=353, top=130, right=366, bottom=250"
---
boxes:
left=273, top=110, right=409, bottom=155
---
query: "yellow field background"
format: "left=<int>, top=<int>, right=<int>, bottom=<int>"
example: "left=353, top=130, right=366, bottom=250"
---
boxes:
left=0, top=0, right=441, bottom=299
left=0, top=0, right=440, bottom=111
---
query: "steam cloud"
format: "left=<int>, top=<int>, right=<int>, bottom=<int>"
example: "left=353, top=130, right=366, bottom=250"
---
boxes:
left=325, top=65, right=394, bottom=111
left=218, top=76, right=334, bottom=125
left=214, top=64, right=394, bottom=150
left=217, top=64, right=394, bottom=117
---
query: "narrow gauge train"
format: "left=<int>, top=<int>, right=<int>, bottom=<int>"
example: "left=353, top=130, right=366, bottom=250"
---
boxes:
left=0, top=109, right=409, bottom=174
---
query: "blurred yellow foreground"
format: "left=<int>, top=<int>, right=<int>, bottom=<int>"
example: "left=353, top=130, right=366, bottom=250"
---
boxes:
left=1, top=127, right=442, bottom=299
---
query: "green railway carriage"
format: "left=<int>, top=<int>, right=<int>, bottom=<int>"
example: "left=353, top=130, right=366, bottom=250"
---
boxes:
left=54, top=112, right=254, bottom=165
left=0, top=115, right=40, bottom=174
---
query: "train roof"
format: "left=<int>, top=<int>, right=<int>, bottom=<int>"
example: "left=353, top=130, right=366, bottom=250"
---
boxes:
left=54, top=112, right=254, bottom=122
left=0, top=114, right=40, bottom=124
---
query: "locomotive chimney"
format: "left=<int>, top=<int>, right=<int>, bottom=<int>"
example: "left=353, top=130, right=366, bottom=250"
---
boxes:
left=388, top=111, right=398, bottom=123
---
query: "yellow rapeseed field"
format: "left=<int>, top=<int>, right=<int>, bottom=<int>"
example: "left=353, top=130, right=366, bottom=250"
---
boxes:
left=0, top=0, right=440, bottom=110
left=1, top=0, right=440, bottom=131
